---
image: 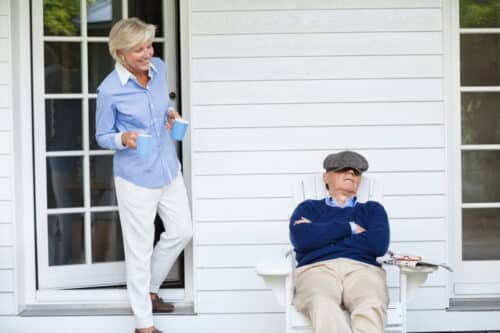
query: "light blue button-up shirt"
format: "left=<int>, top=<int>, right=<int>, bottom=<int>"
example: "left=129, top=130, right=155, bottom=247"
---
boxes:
left=95, top=57, right=179, bottom=188
left=325, top=196, right=357, bottom=208
left=325, top=195, right=359, bottom=234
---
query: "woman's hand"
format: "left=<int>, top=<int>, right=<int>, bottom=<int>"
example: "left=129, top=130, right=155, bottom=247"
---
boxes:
left=166, top=108, right=180, bottom=129
left=121, top=131, right=139, bottom=149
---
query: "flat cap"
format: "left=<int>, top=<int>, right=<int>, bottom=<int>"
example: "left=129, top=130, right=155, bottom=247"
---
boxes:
left=323, top=150, right=369, bottom=174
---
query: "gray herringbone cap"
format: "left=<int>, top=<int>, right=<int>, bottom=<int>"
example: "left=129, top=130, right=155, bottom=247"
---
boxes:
left=323, top=150, right=369, bottom=173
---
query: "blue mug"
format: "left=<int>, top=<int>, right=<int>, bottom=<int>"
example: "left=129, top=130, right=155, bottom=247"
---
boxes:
left=136, top=134, right=152, bottom=155
left=171, top=119, right=189, bottom=141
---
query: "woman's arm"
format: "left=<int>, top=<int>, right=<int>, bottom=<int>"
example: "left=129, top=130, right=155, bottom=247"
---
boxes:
left=95, top=88, right=128, bottom=150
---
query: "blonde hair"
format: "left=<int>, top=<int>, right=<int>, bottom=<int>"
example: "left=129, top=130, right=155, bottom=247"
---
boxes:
left=108, top=18, right=156, bottom=64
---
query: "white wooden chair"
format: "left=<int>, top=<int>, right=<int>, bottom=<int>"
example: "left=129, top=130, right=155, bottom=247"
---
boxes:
left=256, top=174, right=436, bottom=333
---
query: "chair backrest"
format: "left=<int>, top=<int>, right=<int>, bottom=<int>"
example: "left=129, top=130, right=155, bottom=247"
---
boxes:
left=292, top=174, right=383, bottom=206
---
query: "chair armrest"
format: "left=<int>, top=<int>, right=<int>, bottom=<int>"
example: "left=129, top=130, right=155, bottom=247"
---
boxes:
left=397, top=265, right=438, bottom=303
left=255, top=253, right=292, bottom=277
left=255, top=249, right=293, bottom=307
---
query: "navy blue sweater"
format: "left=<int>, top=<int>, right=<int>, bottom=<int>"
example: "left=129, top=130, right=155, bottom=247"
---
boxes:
left=289, top=199, right=390, bottom=268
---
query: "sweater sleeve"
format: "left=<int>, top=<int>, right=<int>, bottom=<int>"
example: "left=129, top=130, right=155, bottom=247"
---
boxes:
left=289, top=200, right=352, bottom=253
left=338, top=201, right=390, bottom=257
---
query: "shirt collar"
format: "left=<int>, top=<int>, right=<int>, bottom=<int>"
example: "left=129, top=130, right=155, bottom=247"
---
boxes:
left=115, top=61, right=158, bottom=86
left=325, top=195, right=357, bottom=208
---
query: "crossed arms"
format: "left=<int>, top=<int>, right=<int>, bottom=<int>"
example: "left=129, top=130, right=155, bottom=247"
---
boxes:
left=289, top=200, right=390, bottom=258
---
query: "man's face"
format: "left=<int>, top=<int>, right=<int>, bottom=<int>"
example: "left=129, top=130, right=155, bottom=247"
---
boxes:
left=323, top=168, right=361, bottom=196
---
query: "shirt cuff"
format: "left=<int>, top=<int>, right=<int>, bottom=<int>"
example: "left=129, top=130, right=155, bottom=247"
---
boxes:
left=349, top=222, right=357, bottom=234
left=114, top=132, right=127, bottom=150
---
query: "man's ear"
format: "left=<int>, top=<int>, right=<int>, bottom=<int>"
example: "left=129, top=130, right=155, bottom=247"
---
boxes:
left=323, top=172, right=329, bottom=190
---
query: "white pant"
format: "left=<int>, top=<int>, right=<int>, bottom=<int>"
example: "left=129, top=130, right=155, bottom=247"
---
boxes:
left=115, top=175, right=193, bottom=329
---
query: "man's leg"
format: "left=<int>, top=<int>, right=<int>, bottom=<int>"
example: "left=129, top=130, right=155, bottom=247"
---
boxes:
left=341, top=259, right=389, bottom=333
left=293, top=261, right=351, bottom=333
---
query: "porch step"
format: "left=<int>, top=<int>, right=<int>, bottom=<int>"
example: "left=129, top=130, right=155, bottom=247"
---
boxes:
left=19, top=302, right=195, bottom=317
left=448, top=297, right=500, bottom=311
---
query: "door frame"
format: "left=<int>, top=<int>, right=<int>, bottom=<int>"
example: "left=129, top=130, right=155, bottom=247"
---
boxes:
left=12, top=0, right=194, bottom=310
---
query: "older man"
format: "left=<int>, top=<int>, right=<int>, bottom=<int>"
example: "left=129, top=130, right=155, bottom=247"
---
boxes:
left=290, top=151, right=390, bottom=333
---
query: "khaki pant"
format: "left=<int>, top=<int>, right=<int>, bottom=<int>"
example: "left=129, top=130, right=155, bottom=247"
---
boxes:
left=293, top=258, right=389, bottom=333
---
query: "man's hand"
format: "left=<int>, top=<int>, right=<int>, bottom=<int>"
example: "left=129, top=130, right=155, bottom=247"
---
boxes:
left=121, top=131, right=139, bottom=149
left=294, top=217, right=312, bottom=225
left=353, top=223, right=366, bottom=234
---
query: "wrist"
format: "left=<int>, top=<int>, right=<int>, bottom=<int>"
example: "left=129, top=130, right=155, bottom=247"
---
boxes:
left=115, top=132, right=127, bottom=149
left=349, top=222, right=357, bottom=234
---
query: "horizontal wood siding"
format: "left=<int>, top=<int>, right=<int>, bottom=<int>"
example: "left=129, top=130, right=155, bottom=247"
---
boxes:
left=192, top=33, right=442, bottom=58
left=0, top=0, right=15, bottom=315
left=192, top=9, right=442, bottom=34
left=194, top=102, right=444, bottom=128
left=189, top=0, right=447, bottom=322
left=191, top=0, right=442, bottom=11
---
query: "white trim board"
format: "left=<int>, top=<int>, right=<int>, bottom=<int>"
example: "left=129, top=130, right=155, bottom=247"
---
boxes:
left=2, top=310, right=500, bottom=333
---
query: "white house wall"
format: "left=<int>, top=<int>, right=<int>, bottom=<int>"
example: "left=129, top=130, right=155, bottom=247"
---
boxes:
left=3, top=0, right=484, bottom=332
left=0, top=0, right=15, bottom=315
left=190, top=0, right=449, bottom=327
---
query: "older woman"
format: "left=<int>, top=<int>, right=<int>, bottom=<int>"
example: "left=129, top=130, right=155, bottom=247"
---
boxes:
left=96, top=18, right=192, bottom=333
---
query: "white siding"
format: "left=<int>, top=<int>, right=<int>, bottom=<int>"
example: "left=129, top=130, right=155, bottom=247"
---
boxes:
left=191, top=0, right=442, bottom=11
left=0, top=0, right=15, bottom=315
left=189, top=0, right=448, bottom=331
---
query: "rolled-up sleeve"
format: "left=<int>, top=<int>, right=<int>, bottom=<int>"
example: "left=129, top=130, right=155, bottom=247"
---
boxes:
left=95, top=88, right=127, bottom=151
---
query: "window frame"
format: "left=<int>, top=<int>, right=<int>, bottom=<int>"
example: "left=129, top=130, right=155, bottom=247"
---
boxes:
left=448, top=0, right=500, bottom=298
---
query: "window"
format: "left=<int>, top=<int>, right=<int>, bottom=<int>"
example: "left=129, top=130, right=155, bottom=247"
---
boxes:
left=454, top=0, right=500, bottom=295
left=32, top=0, right=183, bottom=290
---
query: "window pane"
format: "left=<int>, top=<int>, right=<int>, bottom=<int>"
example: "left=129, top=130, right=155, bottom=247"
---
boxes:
left=462, top=150, right=500, bottom=203
left=43, top=0, right=81, bottom=36
left=89, top=99, right=102, bottom=150
left=460, top=0, right=500, bottom=28
left=90, top=155, right=116, bottom=206
left=45, top=42, right=82, bottom=93
left=48, top=213, right=85, bottom=265
left=45, top=99, right=82, bottom=151
left=462, top=93, right=500, bottom=144
left=87, top=0, right=122, bottom=37
left=463, top=208, right=500, bottom=260
left=88, top=42, right=115, bottom=93
left=461, top=34, right=500, bottom=86
left=153, top=42, right=164, bottom=64
left=128, top=0, right=164, bottom=37
left=47, top=157, right=83, bottom=208
left=91, top=212, right=124, bottom=263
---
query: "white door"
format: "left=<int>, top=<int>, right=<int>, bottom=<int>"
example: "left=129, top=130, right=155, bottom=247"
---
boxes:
left=453, top=0, right=500, bottom=297
left=33, top=0, right=182, bottom=289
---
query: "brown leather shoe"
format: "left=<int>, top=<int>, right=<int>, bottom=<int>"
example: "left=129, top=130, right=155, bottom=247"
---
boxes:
left=152, top=296, right=174, bottom=313
left=134, top=329, right=162, bottom=333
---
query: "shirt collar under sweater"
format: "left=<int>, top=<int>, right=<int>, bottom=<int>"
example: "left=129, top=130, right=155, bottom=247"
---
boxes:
left=325, top=195, right=357, bottom=208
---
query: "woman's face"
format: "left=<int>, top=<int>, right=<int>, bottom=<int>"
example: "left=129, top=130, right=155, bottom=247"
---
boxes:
left=120, top=40, right=154, bottom=74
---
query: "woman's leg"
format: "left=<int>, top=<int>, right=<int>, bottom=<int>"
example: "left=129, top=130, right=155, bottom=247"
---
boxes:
left=150, top=173, right=193, bottom=293
left=115, top=177, right=160, bottom=329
